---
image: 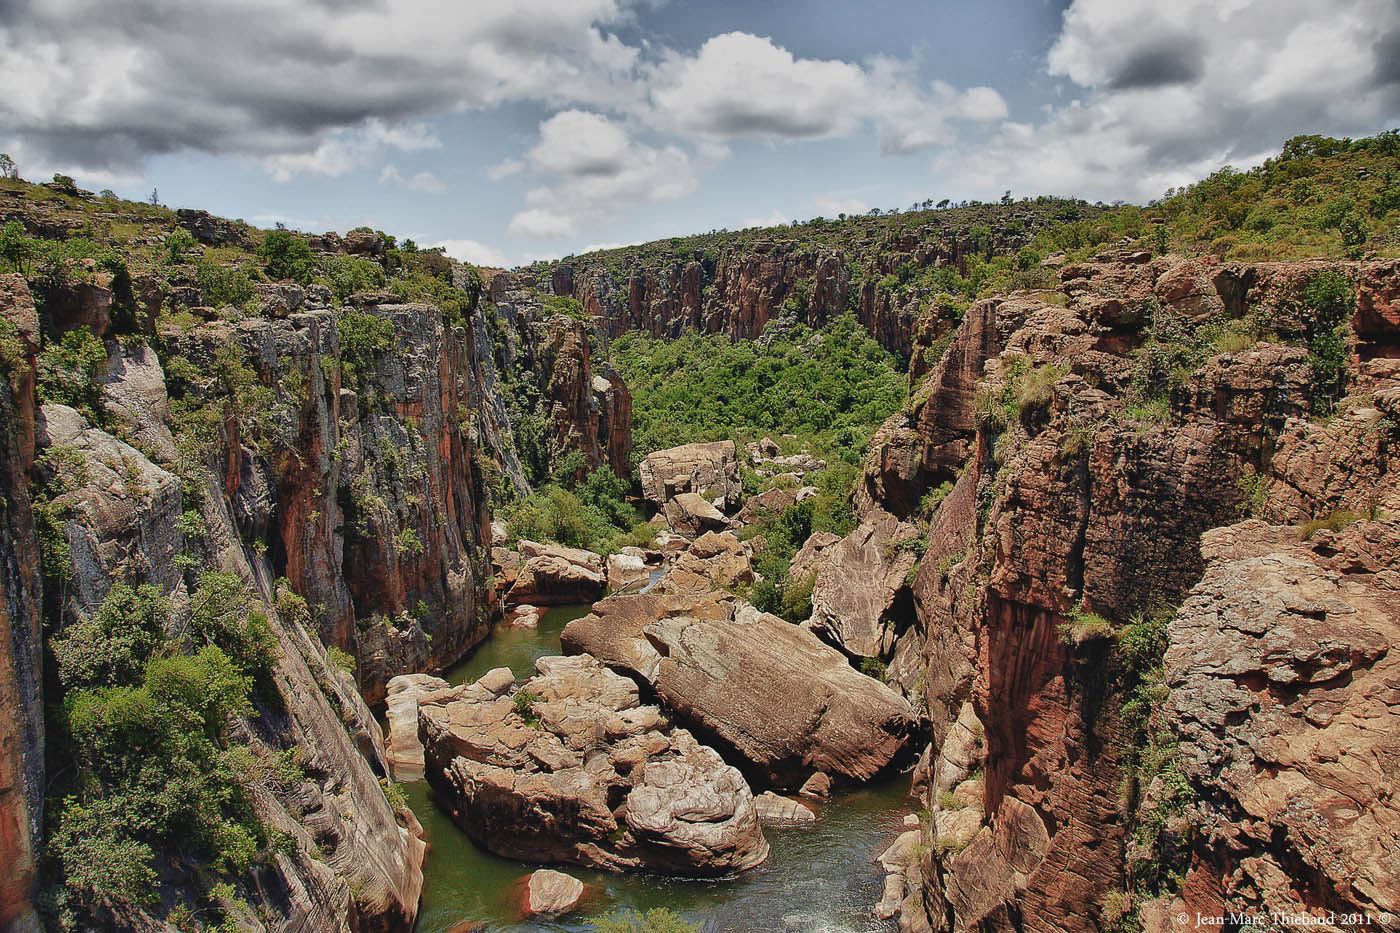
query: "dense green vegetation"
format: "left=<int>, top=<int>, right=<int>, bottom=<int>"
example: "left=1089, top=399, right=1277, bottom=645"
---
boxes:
left=611, top=312, right=906, bottom=466
left=502, top=454, right=655, bottom=556
left=44, top=575, right=290, bottom=929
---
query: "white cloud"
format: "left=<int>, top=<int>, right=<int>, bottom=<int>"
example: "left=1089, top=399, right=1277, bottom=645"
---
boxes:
left=486, top=157, right=524, bottom=181
left=0, top=0, right=644, bottom=176
left=645, top=33, right=1007, bottom=155
left=379, top=164, right=448, bottom=193
left=435, top=238, right=510, bottom=267
left=507, top=110, right=698, bottom=238
left=739, top=209, right=790, bottom=230
left=951, top=0, right=1400, bottom=202
left=810, top=195, right=870, bottom=218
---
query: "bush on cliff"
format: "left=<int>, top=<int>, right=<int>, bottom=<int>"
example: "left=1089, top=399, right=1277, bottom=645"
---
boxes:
left=43, top=575, right=286, bottom=926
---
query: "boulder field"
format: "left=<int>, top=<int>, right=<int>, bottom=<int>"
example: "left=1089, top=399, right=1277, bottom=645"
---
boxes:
left=418, top=654, right=770, bottom=876
left=560, top=591, right=914, bottom=790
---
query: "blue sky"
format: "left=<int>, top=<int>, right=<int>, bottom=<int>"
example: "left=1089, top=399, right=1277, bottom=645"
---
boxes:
left=2, top=0, right=1398, bottom=266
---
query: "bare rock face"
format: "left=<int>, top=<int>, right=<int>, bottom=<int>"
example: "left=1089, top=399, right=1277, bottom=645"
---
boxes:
left=639, top=441, right=741, bottom=513
left=560, top=592, right=913, bottom=789
left=523, top=869, right=585, bottom=917
left=806, top=509, right=919, bottom=659
left=662, top=491, right=728, bottom=536
left=1165, top=520, right=1400, bottom=926
left=507, top=541, right=606, bottom=606
left=0, top=290, right=43, bottom=932
left=418, top=655, right=770, bottom=876
left=100, top=340, right=178, bottom=464
left=37, top=403, right=188, bottom=624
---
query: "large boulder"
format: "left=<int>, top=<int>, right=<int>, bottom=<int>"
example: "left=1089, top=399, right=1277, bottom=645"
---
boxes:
left=523, top=869, right=585, bottom=917
left=418, top=655, right=769, bottom=876
left=1165, top=519, right=1400, bottom=924
left=639, top=440, right=741, bottom=512
left=507, top=540, right=605, bottom=606
left=654, top=531, right=753, bottom=594
left=606, top=552, right=650, bottom=593
left=662, top=491, right=727, bottom=536
left=561, top=592, right=913, bottom=789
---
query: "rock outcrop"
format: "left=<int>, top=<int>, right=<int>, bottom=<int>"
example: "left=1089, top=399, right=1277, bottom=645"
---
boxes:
left=419, top=655, right=770, bottom=876
left=1165, top=520, right=1400, bottom=927
left=639, top=440, right=741, bottom=513
left=560, top=592, right=913, bottom=789
left=384, top=673, right=451, bottom=781
left=805, top=509, right=919, bottom=659
left=506, top=540, right=606, bottom=606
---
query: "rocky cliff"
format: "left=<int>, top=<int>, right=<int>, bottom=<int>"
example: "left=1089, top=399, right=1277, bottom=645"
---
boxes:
left=533, top=200, right=1097, bottom=358
left=0, top=183, right=630, bottom=930
left=843, top=253, right=1400, bottom=931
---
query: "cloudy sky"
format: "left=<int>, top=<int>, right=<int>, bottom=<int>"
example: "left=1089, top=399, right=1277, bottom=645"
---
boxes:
left=3, top=0, right=1398, bottom=266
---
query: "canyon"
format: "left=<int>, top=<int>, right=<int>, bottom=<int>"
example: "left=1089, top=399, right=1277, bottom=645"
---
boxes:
left=1, top=134, right=1398, bottom=933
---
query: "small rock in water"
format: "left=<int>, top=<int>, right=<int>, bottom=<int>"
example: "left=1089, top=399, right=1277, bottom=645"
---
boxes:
left=509, top=604, right=542, bottom=628
left=754, top=791, right=816, bottom=824
left=798, top=771, right=832, bottom=799
left=524, top=868, right=585, bottom=916
left=903, top=813, right=920, bottom=829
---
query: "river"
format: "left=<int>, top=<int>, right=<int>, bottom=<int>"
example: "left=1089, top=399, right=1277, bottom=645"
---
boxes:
left=397, top=604, right=914, bottom=933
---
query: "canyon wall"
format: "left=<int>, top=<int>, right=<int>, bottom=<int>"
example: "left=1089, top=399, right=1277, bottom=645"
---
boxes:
left=846, top=254, right=1400, bottom=931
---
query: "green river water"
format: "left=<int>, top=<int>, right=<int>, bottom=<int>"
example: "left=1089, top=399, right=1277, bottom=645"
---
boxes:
left=398, top=604, right=913, bottom=933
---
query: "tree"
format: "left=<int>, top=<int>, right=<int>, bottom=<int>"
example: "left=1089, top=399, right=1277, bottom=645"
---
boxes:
left=0, top=153, right=16, bottom=179
left=258, top=229, right=315, bottom=284
left=148, top=187, right=159, bottom=206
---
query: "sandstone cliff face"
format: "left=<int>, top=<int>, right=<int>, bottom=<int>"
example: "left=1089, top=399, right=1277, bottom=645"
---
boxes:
left=548, top=205, right=1083, bottom=357
left=857, top=255, right=1400, bottom=933
left=0, top=276, right=43, bottom=933
left=1165, top=520, right=1400, bottom=929
left=481, top=271, right=632, bottom=486
left=161, top=299, right=491, bottom=705
left=30, top=395, right=428, bottom=930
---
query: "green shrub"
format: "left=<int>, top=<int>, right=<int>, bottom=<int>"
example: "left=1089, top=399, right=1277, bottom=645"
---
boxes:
left=164, top=228, right=195, bottom=263
left=258, top=229, right=315, bottom=284
left=195, top=258, right=255, bottom=308
left=326, top=255, right=386, bottom=302
left=858, top=657, right=886, bottom=680
left=337, top=308, right=396, bottom=387
left=52, top=583, right=169, bottom=690
left=1302, top=270, right=1355, bottom=413
left=36, top=325, right=107, bottom=422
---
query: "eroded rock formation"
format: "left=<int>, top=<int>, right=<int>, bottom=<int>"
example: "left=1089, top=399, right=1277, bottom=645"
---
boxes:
left=560, top=591, right=913, bottom=789
left=418, top=655, right=770, bottom=875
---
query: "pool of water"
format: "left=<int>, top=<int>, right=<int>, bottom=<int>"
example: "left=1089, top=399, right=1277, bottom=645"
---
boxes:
left=402, top=604, right=914, bottom=933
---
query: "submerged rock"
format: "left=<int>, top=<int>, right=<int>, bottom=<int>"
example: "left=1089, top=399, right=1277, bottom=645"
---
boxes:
left=419, top=655, right=769, bottom=876
left=561, top=592, right=913, bottom=789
